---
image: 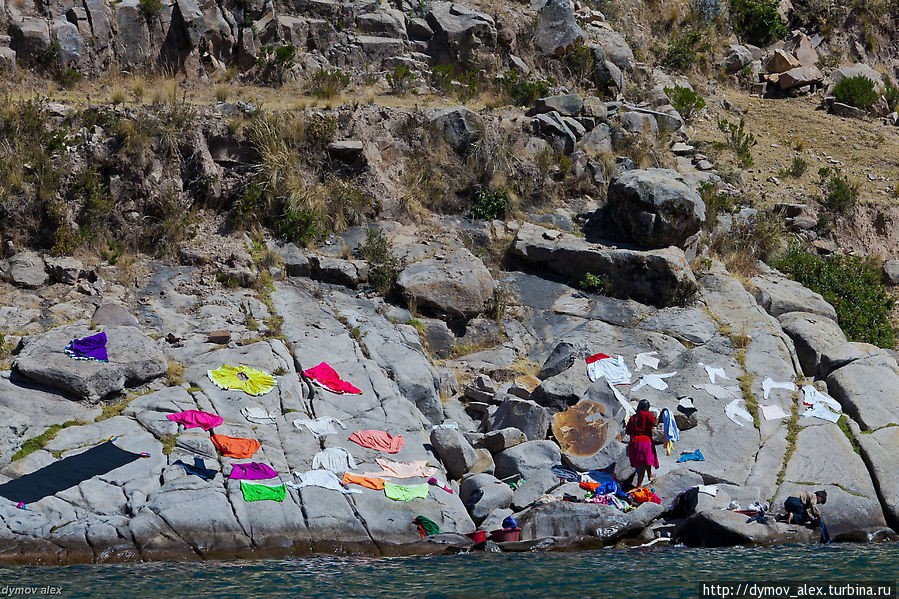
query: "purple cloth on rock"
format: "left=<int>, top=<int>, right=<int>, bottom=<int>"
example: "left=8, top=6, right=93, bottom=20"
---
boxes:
left=64, top=332, right=109, bottom=362
left=229, top=463, right=279, bottom=480
left=166, top=410, right=223, bottom=431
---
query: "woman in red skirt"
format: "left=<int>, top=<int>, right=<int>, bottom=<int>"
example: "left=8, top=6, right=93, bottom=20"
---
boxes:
left=626, top=399, right=659, bottom=487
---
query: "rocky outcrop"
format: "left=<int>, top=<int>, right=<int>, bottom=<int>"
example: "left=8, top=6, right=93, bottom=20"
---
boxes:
left=510, top=222, right=698, bottom=307
left=535, top=0, right=585, bottom=56
left=13, top=323, right=167, bottom=401
left=607, top=168, right=705, bottom=249
left=0, top=251, right=48, bottom=289
left=518, top=501, right=663, bottom=541
left=752, top=266, right=838, bottom=321
left=397, top=249, right=494, bottom=320
left=778, top=311, right=846, bottom=377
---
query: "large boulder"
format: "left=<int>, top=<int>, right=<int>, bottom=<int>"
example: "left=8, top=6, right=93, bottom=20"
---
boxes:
left=91, top=303, right=140, bottom=328
left=494, top=440, right=561, bottom=509
left=607, top=168, right=705, bottom=250
left=751, top=266, right=837, bottom=321
left=777, top=65, right=824, bottom=90
left=13, top=323, right=167, bottom=401
left=517, top=501, right=664, bottom=541
left=826, top=353, right=899, bottom=430
left=784, top=31, right=817, bottom=67
left=481, top=427, right=527, bottom=453
left=44, top=256, right=83, bottom=285
left=854, top=425, right=899, bottom=529
left=510, top=222, right=698, bottom=307
left=459, top=473, right=513, bottom=524
left=429, top=107, right=481, bottom=153
left=766, top=48, right=801, bottom=73
left=0, top=250, right=48, bottom=288
left=535, top=0, right=585, bottom=56
left=488, top=396, right=551, bottom=441
left=534, top=94, right=583, bottom=116
left=777, top=311, right=846, bottom=377
left=675, top=509, right=817, bottom=547
left=425, top=2, right=496, bottom=62
left=539, top=341, right=585, bottom=379
left=828, top=63, right=886, bottom=95
left=723, top=45, right=753, bottom=73
left=430, top=427, right=479, bottom=479
left=397, top=249, right=494, bottom=320
left=591, top=27, right=634, bottom=72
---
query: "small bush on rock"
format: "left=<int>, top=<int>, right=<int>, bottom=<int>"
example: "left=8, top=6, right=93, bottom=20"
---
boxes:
left=772, top=244, right=896, bottom=348
left=387, top=64, right=418, bottom=95
left=664, top=85, right=706, bottom=120
left=832, top=74, right=879, bottom=110
left=471, top=189, right=509, bottom=220
left=495, top=70, right=553, bottom=107
left=817, top=166, right=858, bottom=212
left=717, top=117, right=757, bottom=167
left=309, top=68, right=349, bottom=98
left=358, top=227, right=403, bottom=296
left=730, top=0, right=787, bottom=45
left=660, top=31, right=707, bottom=72
left=578, top=272, right=610, bottom=293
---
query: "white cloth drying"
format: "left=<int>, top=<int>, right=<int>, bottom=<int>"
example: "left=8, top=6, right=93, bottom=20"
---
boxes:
left=801, top=385, right=841, bottom=412
left=762, top=377, right=796, bottom=400
left=586, top=354, right=632, bottom=385
left=634, top=352, right=660, bottom=371
left=241, top=406, right=278, bottom=424
left=698, top=363, right=728, bottom=384
left=697, top=485, right=719, bottom=497
left=292, top=416, right=347, bottom=437
left=431, top=422, right=459, bottom=431
left=678, top=397, right=695, bottom=410
left=725, top=398, right=753, bottom=426
left=311, top=447, right=357, bottom=473
left=693, top=383, right=741, bottom=400
left=759, top=404, right=788, bottom=421
left=608, top=379, right=636, bottom=417
left=802, top=402, right=841, bottom=423
left=632, top=372, right=677, bottom=392
left=289, top=470, right=360, bottom=494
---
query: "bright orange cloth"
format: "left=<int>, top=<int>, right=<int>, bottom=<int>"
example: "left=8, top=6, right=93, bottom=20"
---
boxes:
left=210, top=434, right=261, bottom=458
left=342, top=472, right=385, bottom=490
left=580, top=481, right=600, bottom=492
left=627, top=486, right=662, bottom=504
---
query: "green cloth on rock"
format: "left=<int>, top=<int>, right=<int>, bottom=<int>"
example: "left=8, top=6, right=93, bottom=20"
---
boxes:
left=384, top=481, right=428, bottom=502
left=414, top=515, right=442, bottom=537
left=240, top=481, right=286, bottom=502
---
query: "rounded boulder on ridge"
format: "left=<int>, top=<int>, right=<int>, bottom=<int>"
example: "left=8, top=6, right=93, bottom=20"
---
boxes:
left=607, top=168, right=705, bottom=249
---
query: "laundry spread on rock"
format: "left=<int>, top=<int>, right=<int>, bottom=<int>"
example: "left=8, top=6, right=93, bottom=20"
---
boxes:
left=413, top=515, right=441, bottom=537
left=384, top=481, right=429, bottom=501
left=64, top=331, right=109, bottom=362
left=293, top=417, right=347, bottom=437
left=760, top=404, right=788, bottom=421
left=698, top=363, right=728, bottom=384
left=585, top=353, right=632, bottom=385
left=311, top=447, right=357, bottom=473
left=342, top=473, right=386, bottom=490
left=303, top=362, right=362, bottom=395
left=290, top=470, right=360, bottom=494
left=167, top=410, right=223, bottom=431
left=632, top=371, right=677, bottom=392
left=348, top=430, right=405, bottom=453
left=676, top=449, right=704, bottom=463
left=693, top=383, right=741, bottom=400
left=801, top=385, right=842, bottom=422
left=634, top=351, right=660, bottom=371
left=173, top=458, right=218, bottom=480
left=362, top=459, right=436, bottom=479
left=207, top=364, right=277, bottom=396
left=240, top=406, right=278, bottom=424
left=725, top=399, right=754, bottom=426
left=762, top=377, right=796, bottom=400
left=210, top=434, right=261, bottom=458
left=240, top=481, right=286, bottom=502
left=229, top=462, right=278, bottom=480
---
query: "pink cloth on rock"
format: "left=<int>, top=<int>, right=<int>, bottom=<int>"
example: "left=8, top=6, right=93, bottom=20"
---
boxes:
left=229, top=463, right=279, bottom=480
left=362, top=459, right=436, bottom=479
left=303, top=362, right=362, bottom=395
left=348, top=430, right=405, bottom=454
left=166, top=410, right=223, bottom=431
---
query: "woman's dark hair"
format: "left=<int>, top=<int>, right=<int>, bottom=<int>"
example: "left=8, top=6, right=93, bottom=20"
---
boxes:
left=815, top=490, right=827, bottom=504
left=637, top=399, right=650, bottom=413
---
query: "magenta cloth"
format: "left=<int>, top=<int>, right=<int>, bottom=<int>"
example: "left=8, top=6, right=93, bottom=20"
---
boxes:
left=627, top=439, right=659, bottom=469
left=303, top=362, right=362, bottom=395
left=64, top=331, right=108, bottom=362
left=229, top=463, right=279, bottom=480
left=166, top=410, right=223, bottom=431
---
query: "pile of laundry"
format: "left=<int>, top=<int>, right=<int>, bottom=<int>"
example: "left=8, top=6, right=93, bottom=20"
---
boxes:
left=546, top=465, right=661, bottom=511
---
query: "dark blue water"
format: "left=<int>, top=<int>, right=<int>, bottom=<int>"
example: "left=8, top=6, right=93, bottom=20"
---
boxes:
left=0, top=544, right=896, bottom=598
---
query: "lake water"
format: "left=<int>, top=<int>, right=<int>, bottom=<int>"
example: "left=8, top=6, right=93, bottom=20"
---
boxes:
left=0, top=544, right=896, bottom=598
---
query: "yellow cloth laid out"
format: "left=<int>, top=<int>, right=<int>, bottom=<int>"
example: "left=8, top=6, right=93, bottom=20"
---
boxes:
left=207, top=364, right=277, bottom=396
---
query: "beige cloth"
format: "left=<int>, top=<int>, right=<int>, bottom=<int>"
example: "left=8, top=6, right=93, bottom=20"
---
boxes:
left=361, top=459, right=436, bottom=479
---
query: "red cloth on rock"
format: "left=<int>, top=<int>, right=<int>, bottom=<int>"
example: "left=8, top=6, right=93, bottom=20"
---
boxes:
left=303, top=362, right=362, bottom=395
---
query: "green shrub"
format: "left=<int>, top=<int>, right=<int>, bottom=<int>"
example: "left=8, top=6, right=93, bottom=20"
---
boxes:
left=778, top=157, right=808, bottom=178
left=430, top=64, right=454, bottom=92
left=711, top=207, right=786, bottom=277
left=730, top=0, right=787, bottom=45
left=139, top=0, right=163, bottom=20
left=661, top=31, right=706, bottom=72
left=717, top=117, right=757, bottom=167
left=56, top=68, right=82, bottom=90
left=699, top=181, right=733, bottom=227
left=817, top=166, right=858, bottom=212
left=832, top=74, right=879, bottom=110
left=309, top=68, right=349, bottom=98
left=579, top=272, right=610, bottom=293
left=471, top=189, right=508, bottom=220
left=358, top=227, right=403, bottom=296
left=429, top=64, right=482, bottom=102
left=386, top=64, right=417, bottom=95
left=664, top=85, right=706, bottom=120
left=564, top=43, right=596, bottom=82
left=495, top=70, right=554, bottom=107
left=772, top=245, right=896, bottom=348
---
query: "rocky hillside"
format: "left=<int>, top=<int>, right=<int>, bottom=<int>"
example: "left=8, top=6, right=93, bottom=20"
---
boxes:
left=0, top=0, right=898, bottom=564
